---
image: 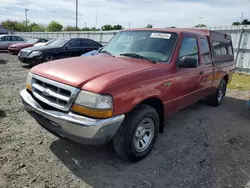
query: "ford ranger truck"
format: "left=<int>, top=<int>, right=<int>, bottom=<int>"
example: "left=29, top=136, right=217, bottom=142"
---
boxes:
left=20, top=28, right=235, bottom=162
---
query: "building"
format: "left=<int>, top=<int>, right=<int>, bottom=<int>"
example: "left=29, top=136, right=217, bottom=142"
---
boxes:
left=0, top=25, right=13, bottom=34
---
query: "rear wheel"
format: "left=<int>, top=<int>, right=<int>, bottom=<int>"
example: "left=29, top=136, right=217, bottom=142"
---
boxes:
left=207, top=79, right=227, bottom=106
left=112, top=104, right=159, bottom=162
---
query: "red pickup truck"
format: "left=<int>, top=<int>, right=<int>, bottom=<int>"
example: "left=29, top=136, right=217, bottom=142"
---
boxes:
left=20, top=28, right=235, bottom=162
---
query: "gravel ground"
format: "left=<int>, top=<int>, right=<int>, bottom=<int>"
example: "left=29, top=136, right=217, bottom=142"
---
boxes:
left=0, top=52, right=250, bottom=188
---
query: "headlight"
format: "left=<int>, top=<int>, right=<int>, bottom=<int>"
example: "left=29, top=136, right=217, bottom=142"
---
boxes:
left=72, top=90, right=113, bottom=118
left=26, top=72, right=33, bottom=91
left=28, top=51, right=42, bottom=57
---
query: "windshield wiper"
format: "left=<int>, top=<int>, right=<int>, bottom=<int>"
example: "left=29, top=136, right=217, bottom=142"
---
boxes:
left=99, top=50, right=115, bottom=57
left=120, top=53, right=156, bottom=64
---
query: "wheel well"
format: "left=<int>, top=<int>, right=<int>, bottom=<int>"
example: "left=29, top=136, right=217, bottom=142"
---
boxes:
left=141, top=97, right=164, bottom=133
left=224, top=75, right=229, bottom=84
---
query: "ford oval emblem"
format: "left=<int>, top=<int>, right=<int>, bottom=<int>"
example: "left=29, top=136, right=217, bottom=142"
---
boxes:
left=42, top=88, right=50, bottom=96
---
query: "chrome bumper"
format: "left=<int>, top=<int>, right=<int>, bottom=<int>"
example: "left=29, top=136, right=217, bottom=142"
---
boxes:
left=20, top=89, right=125, bottom=145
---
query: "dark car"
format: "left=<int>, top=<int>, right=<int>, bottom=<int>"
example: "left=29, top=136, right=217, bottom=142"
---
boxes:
left=8, top=38, right=48, bottom=54
left=18, top=38, right=102, bottom=65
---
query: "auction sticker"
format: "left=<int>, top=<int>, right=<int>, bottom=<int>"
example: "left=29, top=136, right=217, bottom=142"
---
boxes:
left=150, top=33, right=171, bottom=39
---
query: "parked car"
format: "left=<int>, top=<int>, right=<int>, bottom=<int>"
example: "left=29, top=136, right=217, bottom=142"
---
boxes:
left=8, top=38, right=48, bottom=54
left=33, top=39, right=55, bottom=47
left=18, top=38, right=102, bottom=65
left=0, top=35, right=26, bottom=50
left=20, top=28, right=235, bottom=162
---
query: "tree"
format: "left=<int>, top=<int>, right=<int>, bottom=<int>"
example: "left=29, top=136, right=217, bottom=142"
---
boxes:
left=145, top=24, right=153, bottom=28
left=82, top=27, right=90, bottom=31
left=46, top=21, right=63, bottom=32
left=113, top=24, right=123, bottom=30
left=29, top=22, right=45, bottom=32
left=1, top=19, right=27, bottom=32
left=242, top=19, right=250, bottom=25
left=232, top=22, right=241, bottom=26
left=63, top=25, right=80, bottom=31
left=194, top=24, right=207, bottom=27
left=232, top=19, right=250, bottom=26
left=101, top=24, right=114, bottom=31
left=90, top=27, right=100, bottom=31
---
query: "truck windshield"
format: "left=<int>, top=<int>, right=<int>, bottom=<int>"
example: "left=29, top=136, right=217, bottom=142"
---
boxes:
left=102, top=30, right=177, bottom=63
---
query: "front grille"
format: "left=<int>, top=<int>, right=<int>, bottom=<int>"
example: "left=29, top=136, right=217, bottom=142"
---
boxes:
left=31, top=74, right=80, bottom=111
left=20, top=50, right=29, bottom=57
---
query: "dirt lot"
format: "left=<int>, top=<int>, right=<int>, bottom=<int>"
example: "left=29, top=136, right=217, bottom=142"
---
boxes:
left=0, top=52, right=250, bottom=188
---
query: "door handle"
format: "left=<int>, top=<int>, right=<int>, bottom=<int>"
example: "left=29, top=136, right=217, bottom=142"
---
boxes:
left=200, top=71, right=204, bottom=75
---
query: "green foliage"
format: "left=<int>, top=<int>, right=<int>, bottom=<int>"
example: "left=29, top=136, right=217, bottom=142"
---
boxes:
left=1, top=19, right=28, bottom=32
left=232, top=22, right=241, bottom=26
left=113, top=24, right=123, bottom=30
left=242, top=19, right=250, bottom=25
left=46, top=21, right=63, bottom=32
left=102, top=24, right=113, bottom=31
left=145, top=24, right=153, bottom=28
left=29, top=22, right=45, bottom=32
left=63, top=26, right=80, bottom=31
left=232, top=19, right=250, bottom=26
left=194, top=24, right=207, bottom=27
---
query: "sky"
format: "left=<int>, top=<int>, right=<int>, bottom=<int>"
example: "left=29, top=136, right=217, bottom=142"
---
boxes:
left=0, top=0, right=250, bottom=29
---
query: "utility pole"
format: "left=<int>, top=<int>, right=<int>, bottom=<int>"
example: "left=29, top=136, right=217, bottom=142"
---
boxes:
left=95, top=4, right=99, bottom=29
left=25, top=9, right=29, bottom=30
left=76, top=0, right=78, bottom=28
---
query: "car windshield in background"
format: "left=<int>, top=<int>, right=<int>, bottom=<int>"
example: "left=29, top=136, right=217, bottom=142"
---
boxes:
left=46, top=38, right=70, bottom=47
left=26, top=39, right=39, bottom=44
left=102, top=31, right=178, bottom=63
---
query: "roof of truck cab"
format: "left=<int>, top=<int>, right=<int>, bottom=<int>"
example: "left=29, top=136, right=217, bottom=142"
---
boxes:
left=123, top=28, right=212, bottom=36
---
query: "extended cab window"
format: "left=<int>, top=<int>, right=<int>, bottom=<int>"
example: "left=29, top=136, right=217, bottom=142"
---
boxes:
left=178, top=37, right=198, bottom=67
left=213, top=41, right=228, bottom=56
left=200, top=38, right=211, bottom=64
left=227, top=41, right=234, bottom=56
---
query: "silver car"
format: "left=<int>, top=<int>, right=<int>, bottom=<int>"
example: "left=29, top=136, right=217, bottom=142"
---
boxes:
left=0, top=35, right=26, bottom=50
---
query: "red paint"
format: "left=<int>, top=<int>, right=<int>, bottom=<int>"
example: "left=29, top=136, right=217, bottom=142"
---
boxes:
left=8, top=43, right=35, bottom=54
left=31, top=28, right=235, bottom=117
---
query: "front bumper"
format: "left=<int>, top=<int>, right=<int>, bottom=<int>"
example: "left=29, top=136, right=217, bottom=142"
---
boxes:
left=20, top=89, right=125, bottom=145
left=8, top=49, right=20, bottom=54
left=18, top=55, right=43, bottom=65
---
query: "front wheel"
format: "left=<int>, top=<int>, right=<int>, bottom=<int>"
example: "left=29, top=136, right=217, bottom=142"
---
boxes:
left=112, top=104, right=159, bottom=162
left=207, top=79, right=227, bottom=106
left=43, top=55, right=55, bottom=62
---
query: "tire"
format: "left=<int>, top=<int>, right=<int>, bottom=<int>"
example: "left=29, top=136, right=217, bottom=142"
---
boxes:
left=207, top=79, right=227, bottom=106
left=43, top=54, right=55, bottom=62
left=112, top=104, right=159, bottom=162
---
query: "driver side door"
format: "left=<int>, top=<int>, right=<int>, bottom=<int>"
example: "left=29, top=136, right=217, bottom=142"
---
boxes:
left=164, top=35, right=203, bottom=114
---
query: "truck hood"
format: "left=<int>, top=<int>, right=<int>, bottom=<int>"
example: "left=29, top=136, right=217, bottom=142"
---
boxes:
left=31, top=54, right=155, bottom=90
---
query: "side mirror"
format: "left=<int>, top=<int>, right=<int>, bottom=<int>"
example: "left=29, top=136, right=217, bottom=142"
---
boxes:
left=64, top=45, right=69, bottom=50
left=180, top=56, right=198, bottom=68
left=98, top=47, right=103, bottom=52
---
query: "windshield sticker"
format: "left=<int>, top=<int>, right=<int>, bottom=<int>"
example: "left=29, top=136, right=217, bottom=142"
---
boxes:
left=150, top=33, right=171, bottom=39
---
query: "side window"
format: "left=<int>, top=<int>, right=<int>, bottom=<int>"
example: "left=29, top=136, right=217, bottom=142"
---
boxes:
left=67, top=40, right=81, bottom=48
left=200, top=38, right=211, bottom=64
left=1, top=36, right=11, bottom=41
left=82, top=40, right=99, bottom=47
left=178, top=37, right=198, bottom=66
left=213, top=42, right=221, bottom=55
left=220, top=43, right=227, bottom=55
left=213, top=41, right=228, bottom=56
left=227, top=41, right=233, bottom=56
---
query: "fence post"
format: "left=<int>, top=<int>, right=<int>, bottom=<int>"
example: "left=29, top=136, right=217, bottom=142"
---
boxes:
left=235, top=28, right=244, bottom=69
